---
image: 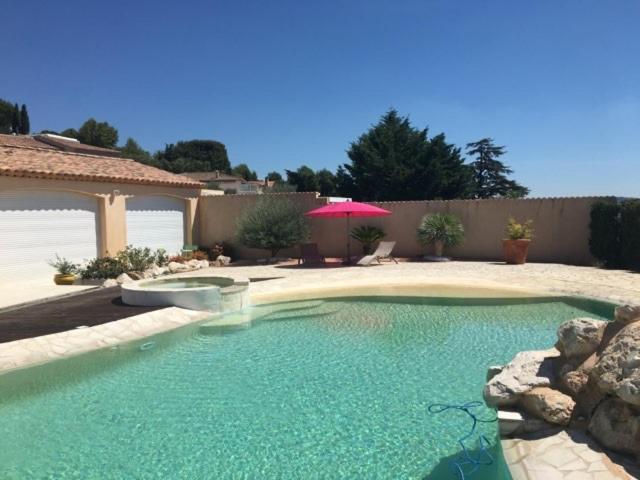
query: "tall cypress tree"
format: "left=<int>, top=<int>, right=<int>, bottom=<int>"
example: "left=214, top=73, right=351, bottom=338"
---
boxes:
left=11, top=103, right=20, bottom=134
left=344, top=110, right=474, bottom=201
left=19, top=104, right=30, bottom=134
left=466, top=138, right=529, bottom=198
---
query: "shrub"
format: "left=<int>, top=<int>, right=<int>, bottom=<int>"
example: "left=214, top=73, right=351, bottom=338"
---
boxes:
left=505, top=217, right=534, bottom=240
left=116, top=246, right=156, bottom=272
left=350, top=225, right=385, bottom=254
left=48, top=255, right=78, bottom=275
left=80, top=256, right=126, bottom=279
left=236, top=196, right=309, bottom=257
left=168, top=255, right=189, bottom=264
left=621, top=200, right=640, bottom=271
left=208, top=242, right=236, bottom=260
left=589, top=201, right=621, bottom=267
left=417, top=213, right=464, bottom=256
left=192, top=250, right=209, bottom=261
left=154, top=248, right=169, bottom=267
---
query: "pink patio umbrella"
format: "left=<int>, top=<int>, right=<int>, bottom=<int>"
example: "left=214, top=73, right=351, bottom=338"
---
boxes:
left=305, top=201, right=392, bottom=264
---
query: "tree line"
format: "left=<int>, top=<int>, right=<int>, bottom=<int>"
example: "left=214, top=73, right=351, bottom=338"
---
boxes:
left=0, top=99, right=30, bottom=135
left=1, top=101, right=528, bottom=200
left=273, top=110, right=529, bottom=200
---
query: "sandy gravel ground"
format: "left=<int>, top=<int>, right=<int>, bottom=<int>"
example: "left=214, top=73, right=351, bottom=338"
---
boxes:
left=183, top=260, right=640, bottom=306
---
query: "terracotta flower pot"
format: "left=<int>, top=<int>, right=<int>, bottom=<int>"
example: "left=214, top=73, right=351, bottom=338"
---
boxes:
left=54, top=274, right=76, bottom=285
left=503, top=239, right=531, bottom=265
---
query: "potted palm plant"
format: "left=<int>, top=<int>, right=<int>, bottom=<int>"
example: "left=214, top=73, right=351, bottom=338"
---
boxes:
left=503, top=217, right=534, bottom=264
left=350, top=225, right=385, bottom=254
left=48, top=255, right=78, bottom=285
left=417, top=213, right=464, bottom=261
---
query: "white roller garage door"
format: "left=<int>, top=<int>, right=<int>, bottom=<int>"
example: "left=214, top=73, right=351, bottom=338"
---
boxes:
left=0, top=190, right=99, bottom=284
left=126, top=196, right=185, bottom=255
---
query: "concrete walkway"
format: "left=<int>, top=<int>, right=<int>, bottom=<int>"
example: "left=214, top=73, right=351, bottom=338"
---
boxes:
left=503, top=430, right=639, bottom=480
left=0, top=280, right=95, bottom=311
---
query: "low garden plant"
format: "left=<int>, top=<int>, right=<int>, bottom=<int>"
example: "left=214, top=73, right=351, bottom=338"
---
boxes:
left=79, top=256, right=127, bottom=279
left=350, top=225, right=385, bottom=254
left=116, top=246, right=157, bottom=272
left=505, top=217, right=534, bottom=240
left=48, top=255, right=78, bottom=275
left=79, top=247, right=171, bottom=279
left=192, top=250, right=209, bottom=261
left=417, top=213, right=464, bottom=257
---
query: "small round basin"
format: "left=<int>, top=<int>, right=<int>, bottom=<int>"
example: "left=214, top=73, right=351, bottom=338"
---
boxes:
left=121, top=276, right=249, bottom=312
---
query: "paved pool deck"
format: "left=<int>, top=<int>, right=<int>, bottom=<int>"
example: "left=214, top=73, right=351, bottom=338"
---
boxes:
left=0, top=287, right=164, bottom=344
left=184, top=260, right=640, bottom=305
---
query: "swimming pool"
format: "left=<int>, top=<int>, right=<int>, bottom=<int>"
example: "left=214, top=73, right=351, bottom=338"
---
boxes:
left=0, top=295, right=613, bottom=479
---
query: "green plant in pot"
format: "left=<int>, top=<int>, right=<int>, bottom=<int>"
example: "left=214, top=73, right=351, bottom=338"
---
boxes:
left=503, top=217, right=534, bottom=264
left=417, top=213, right=464, bottom=260
left=48, top=255, right=78, bottom=285
left=350, top=225, right=385, bottom=254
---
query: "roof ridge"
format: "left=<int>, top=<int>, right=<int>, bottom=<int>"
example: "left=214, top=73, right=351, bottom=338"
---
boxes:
left=0, top=144, right=129, bottom=161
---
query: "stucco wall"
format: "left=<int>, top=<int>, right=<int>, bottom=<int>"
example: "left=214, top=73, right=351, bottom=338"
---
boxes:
left=0, top=176, right=200, bottom=256
left=197, top=193, right=613, bottom=265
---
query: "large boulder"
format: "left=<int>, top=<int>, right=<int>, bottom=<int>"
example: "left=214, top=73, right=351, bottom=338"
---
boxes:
left=556, top=318, right=606, bottom=359
left=483, top=349, right=560, bottom=407
left=216, top=255, right=231, bottom=266
left=591, top=322, right=640, bottom=406
left=560, top=370, right=589, bottom=396
left=168, top=261, right=190, bottom=273
left=102, top=278, right=118, bottom=288
left=116, top=273, right=133, bottom=284
left=614, top=305, right=640, bottom=325
left=151, top=265, right=168, bottom=277
left=128, top=271, right=144, bottom=280
left=588, top=397, right=640, bottom=456
left=521, top=387, right=576, bottom=426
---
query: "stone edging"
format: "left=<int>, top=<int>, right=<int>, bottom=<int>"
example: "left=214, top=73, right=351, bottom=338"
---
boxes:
left=0, top=306, right=211, bottom=375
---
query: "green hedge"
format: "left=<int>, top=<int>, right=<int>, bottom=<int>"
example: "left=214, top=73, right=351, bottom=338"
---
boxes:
left=589, top=202, right=621, bottom=267
left=621, top=200, right=640, bottom=271
left=590, top=200, right=640, bottom=270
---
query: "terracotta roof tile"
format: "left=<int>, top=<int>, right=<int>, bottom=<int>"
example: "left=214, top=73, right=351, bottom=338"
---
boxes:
left=180, top=171, right=244, bottom=182
left=0, top=134, right=58, bottom=150
left=0, top=145, right=204, bottom=188
left=33, top=134, right=122, bottom=156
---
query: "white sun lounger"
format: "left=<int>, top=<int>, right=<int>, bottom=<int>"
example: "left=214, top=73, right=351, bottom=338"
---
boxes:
left=357, top=241, right=398, bottom=266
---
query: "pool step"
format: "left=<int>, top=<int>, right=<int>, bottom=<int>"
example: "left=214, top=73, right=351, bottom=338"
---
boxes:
left=258, top=306, right=340, bottom=323
left=198, top=301, right=338, bottom=335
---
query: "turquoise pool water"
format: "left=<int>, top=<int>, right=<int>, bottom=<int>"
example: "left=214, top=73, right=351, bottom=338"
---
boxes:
left=0, top=296, right=613, bottom=479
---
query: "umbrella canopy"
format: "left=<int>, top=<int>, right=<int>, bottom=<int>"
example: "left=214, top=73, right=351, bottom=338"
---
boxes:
left=305, top=201, right=392, bottom=263
left=305, top=201, right=391, bottom=218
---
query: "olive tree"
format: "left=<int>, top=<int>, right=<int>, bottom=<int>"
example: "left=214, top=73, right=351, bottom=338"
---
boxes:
left=236, top=196, right=309, bottom=258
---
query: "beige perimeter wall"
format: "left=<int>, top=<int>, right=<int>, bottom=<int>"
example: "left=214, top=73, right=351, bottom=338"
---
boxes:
left=197, top=193, right=614, bottom=265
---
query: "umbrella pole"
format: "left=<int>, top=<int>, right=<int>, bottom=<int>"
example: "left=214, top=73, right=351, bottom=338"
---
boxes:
left=346, top=214, right=351, bottom=264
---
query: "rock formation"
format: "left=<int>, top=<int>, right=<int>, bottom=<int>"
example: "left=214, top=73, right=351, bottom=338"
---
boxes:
left=484, top=304, right=640, bottom=458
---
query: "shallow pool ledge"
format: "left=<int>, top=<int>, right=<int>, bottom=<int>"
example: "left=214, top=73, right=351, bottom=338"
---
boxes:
left=250, top=278, right=555, bottom=305
left=0, top=307, right=211, bottom=375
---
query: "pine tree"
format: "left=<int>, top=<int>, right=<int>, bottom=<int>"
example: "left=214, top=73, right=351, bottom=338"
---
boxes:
left=19, top=104, right=30, bottom=134
left=11, top=103, right=20, bottom=134
left=466, top=138, right=529, bottom=198
left=344, top=109, right=474, bottom=201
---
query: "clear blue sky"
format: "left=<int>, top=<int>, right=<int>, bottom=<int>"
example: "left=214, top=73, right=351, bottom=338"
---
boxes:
left=3, top=0, right=639, bottom=197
